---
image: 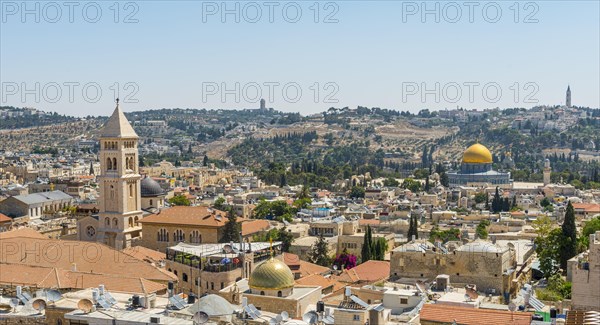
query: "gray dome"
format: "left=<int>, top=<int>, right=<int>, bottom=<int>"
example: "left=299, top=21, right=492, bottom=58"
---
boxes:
left=141, top=177, right=164, bottom=197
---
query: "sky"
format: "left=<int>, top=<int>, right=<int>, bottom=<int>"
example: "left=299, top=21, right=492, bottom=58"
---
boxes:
left=1, top=0, right=599, bottom=117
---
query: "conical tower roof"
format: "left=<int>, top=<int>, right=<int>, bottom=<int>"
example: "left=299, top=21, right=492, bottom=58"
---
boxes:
left=100, top=99, right=138, bottom=138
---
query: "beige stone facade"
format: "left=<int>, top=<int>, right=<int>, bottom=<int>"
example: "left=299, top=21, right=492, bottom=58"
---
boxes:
left=571, top=231, right=600, bottom=311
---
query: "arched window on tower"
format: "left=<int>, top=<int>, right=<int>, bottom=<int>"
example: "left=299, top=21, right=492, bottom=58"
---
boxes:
left=105, top=217, right=110, bottom=227
left=128, top=218, right=133, bottom=228
left=113, top=218, right=118, bottom=227
left=106, top=158, right=112, bottom=171
left=112, top=158, right=117, bottom=170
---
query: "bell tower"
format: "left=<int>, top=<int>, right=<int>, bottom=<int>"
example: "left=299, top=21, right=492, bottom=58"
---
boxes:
left=566, top=85, right=572, bottom=108
left=96, top=99, right=143, bottom=249
left=543, top=159, right=551, bottom=186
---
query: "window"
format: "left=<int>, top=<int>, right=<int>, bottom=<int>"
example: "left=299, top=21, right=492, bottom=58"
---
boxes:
left=277, top=291, right=282, bottom=297
left=221, top=282, right=224, bottom=289
left=128, top=218, right=133, bottom=228
left=106, top=158, right=112, bottom=171
left=129, top=184, right=133, bottom=198
left=353, top=315, right=360, bottom=321
left=211, top=282, right=214, bottom=290
left=190, top=230, right=202, bottom=244
left=182, top=273, right=188, bottom=282
left=149, top=199, right=153, bottom=206
left=174, top=229, right=185, bottom=242
left=174, top=270, right=178, bottom=276
left=112, top=158, right=117, bottom=170
left=113, top=218, right=118, bottom=227
left=260, top=291, right=265, bottom=296
left=105, top=218, right=110, bottom=226
left=400, top=298, right=408, bottom=304
left=158, top=228, right=169, bottom=242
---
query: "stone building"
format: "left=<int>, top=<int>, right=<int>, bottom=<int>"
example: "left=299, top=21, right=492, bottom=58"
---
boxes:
left=140, top=176, right=166, bottom=210
left=0, top=190, right=73, bottom=219
left=570, top=231, right=600, bottom=311
left=390, top=240, right=534, bottom=297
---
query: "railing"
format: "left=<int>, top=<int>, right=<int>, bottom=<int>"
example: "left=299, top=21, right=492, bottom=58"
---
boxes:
left=203, top=262, right=243, bottom=273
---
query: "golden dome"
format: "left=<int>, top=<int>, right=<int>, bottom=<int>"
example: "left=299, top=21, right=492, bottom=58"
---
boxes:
left=248, top=258, right=295, bottom=290
left=463, top=143, right=493, bottom=164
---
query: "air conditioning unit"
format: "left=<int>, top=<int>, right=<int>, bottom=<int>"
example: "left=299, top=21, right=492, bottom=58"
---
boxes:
left=150, top=316, right=160, bottom=324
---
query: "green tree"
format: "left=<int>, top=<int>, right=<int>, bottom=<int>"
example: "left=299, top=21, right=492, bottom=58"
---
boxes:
left=349, top=186, right=365, bottom=199
left=213, top=197, right=226, bottom=210
left=429, top=226, right=460, bottom=243
left=361, top=226, right=372, bottom=262
left=401, top=178, right=421, bottom=192
left=579, top=216, right=600, bottom=250
left=309, top=234, right=331, bottom=266
left=383, top=177, right=399, bottom=187
left=560, top=201, right=578, bottom=270
left=220, top=210, right=240, bottom=243
left=407, top=214, right=419, bottom=240
left=168, top=195, right=191, bottom=206
left=476, top=219, right=490, bottom=239
left=474, top=192, right=488, bottom=204
left=203, top=155, right=209, bottom=166
left=253, top=199, right=293, bottom=222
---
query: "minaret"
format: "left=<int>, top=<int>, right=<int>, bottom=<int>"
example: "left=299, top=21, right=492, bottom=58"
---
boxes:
left=566, top=85, right=572, bottom=108
left=543, top=159, right=551, bottom=186
left=96, top=99, right=143, bottom=249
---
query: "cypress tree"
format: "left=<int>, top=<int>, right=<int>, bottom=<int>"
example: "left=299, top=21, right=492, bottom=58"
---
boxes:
left=361, top=226, right=372, bottom=263
left=560, top=201, right=578, bottom=270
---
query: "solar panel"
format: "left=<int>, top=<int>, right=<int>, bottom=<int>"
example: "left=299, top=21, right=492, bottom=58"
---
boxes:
left=249, top=304, right=261, bottom=317
left=16, top=293, right=30, bottom=304
left=168, top=295, right=186, bottom=310
left=103, top=292, right=117, bottom=305
left=96, top=297, right=111, bottom=309
left=22, top=292, right=33, bottom=301
left=350, top=295, right=370, bottom=309
left=244, top=305, right=258, bottom=320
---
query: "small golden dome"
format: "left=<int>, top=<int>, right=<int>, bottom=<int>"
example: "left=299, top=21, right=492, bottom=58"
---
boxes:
left=248, top=258, right=295, bottom=290
left=463, top=143, right=493, bottom=164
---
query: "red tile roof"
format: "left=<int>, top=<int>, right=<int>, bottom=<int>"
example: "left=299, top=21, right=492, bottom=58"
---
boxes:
left=572, top=203, right=600, bottom=213
left=241, top=219, right=270, bottom=236
left=335, top=260, right=390, bottom=284
left=279, top=253, right=329, bottom=278
left=139, top=206, right=231, bottom=227
left=0, top=213, right=11, bottom=223
left=420, top=304, right=532, bottom=325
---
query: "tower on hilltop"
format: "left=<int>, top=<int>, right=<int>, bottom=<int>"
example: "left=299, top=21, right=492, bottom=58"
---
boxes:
left=566, top=85, right=572, bottom=108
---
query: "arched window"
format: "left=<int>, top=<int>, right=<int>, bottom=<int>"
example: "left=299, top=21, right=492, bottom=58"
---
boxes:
left=158, top=228, right=169, bottom=242
left=128, top=218, right=133, bottom=228
left=105, top=217, right=110, bottom=226
left=134, top=216, right=139, bottom=225
left=174, top=270, right=178, bottom=276
left=106, top=158, right=112, bottom=171
left=190, top=230, right=201, bottom=244
left=112, top=158, right=117, bottom=170
left=182, top=273, right=188, bottom=282
left=129, top=184, right=133, bottom=197
left=112, top=218, right=118, bottom=227
left=260, top=291, right=265, bottom=296
left=174, top=229, right=185, bottom=242
left=277, top=291, right=282, bottom=297
left=149, top=199, right=153, bottom=206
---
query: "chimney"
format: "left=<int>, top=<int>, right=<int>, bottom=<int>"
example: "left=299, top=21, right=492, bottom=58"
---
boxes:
left=98, top=284, right=105, bottom=295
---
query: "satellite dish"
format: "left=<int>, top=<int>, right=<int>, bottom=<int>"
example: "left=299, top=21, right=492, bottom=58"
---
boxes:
left=269, top=318, right=278, bottom=325
left=77, top=299, right=94, bottom=313
left=193, top=311, right=209, bottom=324
left=303, top=311, right=318, bottom=325
left=281, top=311, right=289, bottom=321
left=275, top=314, right=283, bottom=323
left=46, top=290, right=63, bottom=302
left=465, top=287, right=479, bottom=300
left=508, top=302, right=517, bottom=312
left=32, top=299, right=46, bottom=311
left=9, top=298, right=19, bottom=308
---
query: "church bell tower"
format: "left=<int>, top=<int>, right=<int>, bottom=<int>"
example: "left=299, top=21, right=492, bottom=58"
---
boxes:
left=96, top=99, right=143, bottom=249
left=566, top=85, right=572, bottom=108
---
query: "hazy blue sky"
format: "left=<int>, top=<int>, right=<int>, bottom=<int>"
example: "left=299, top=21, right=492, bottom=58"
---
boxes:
left=1, top=1, right=599, bottom=116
